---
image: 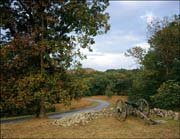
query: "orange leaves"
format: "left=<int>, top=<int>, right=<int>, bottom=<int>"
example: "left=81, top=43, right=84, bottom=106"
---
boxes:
left=0, top=46, right=8, bottom=57
left=43, top=63, right=49, bottom=68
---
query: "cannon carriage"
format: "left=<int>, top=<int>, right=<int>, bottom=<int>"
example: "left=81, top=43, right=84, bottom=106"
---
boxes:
left=115, top=99, right=156, bottom=124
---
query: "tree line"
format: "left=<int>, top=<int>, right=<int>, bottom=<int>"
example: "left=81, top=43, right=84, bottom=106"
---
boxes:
left=71, top=68, right=137, bottom=97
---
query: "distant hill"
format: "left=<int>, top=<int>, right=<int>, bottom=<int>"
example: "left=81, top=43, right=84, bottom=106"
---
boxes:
left=83, top=68, right=99, bottom=73
left=67, top=68, right=101, bottom=74
left=106, top=69, right=139, bottom=72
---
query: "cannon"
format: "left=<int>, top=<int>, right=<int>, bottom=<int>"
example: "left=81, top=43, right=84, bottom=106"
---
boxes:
left=115, top=99, right=156, bottom=124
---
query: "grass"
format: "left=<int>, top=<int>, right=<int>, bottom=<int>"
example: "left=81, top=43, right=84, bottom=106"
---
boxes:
left=1, top=116, right=179, bottom=138
left=0, top=114, right=34, bottom=121
left=1, top=96, right=179, bottom=138
left=51, top=99, right=98, bottom=113
left=90, top=95, right=128, bottom=103
left=90, top=95, right=128, bottom=107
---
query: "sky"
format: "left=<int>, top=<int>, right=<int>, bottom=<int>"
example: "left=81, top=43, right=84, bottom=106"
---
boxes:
left=81, top=1, right=179, bottom=71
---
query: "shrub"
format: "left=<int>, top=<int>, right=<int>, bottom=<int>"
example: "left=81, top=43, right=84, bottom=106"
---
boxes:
left=151, top=80, right=180, bottom=111
left=105, top=90, right=113, bottom=98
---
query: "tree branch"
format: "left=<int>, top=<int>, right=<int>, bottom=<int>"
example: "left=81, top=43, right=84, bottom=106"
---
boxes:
left=17, top=0, right=34, bottom=25
left=59, top=23, right=72, bottom=37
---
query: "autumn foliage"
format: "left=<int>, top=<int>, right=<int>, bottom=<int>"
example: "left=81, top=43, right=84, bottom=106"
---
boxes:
left=0, top=0, right=110, bottom=117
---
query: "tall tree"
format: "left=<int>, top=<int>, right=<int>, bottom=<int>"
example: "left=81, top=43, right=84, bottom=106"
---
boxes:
left=125, top=46, right=147, bottom=65
left=0, top=0, right=110, bottom=117
left=146, top=15, right=180, bottom=80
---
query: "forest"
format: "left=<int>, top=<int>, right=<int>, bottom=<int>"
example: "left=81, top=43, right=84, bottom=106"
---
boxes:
left=0, top=1, right=179, bottom=118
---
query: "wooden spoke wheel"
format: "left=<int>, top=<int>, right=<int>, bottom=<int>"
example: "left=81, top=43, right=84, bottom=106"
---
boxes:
left=137, top=99, right=150, bottom=118
left=115, top=99, right=127, bottom=121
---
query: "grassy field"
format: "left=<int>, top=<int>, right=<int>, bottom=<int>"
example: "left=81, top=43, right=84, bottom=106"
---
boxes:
left=1, top=116, right=179, bottom=138
left=1, top=96, right=179, bottom=139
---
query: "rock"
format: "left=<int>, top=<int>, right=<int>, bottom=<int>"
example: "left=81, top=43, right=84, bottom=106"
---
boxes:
left=154, top=120, right=167, bottom=124
left=151, top=108, right=179, bottom=120
left=110, top=107, right=114, bottom=111
left=174, top=112, right=179, bottom=120
left=51, top=108, right=114, bottom=127
left=51, top=107, right=179, bottom=127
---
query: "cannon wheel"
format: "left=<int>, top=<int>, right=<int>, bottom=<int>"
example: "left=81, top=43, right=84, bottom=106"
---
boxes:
left=115, top=99, right=127, bottom=121
left=137, top=99, right=150, bottom=118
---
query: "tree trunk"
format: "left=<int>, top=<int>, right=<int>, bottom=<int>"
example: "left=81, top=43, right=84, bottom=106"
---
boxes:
left=36, top=98, right=46, bottom=118
left=36, top=14, right=46, bottom=118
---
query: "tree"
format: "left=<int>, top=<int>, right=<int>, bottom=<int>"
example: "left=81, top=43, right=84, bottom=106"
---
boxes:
left=128, top=15, right=180, bottom=109
left=67, top=69, right=89, bottom=100
left=146, top=15, right=180, bottom=80
left=128, top=70, right=161, bottom=102
left=82, top=69, right=134, bottom=96
left=151, top=80, right=180, bottom=110
left=0, top=0, right=110, bottom=117
left=125, top=46, right=147, bottom=64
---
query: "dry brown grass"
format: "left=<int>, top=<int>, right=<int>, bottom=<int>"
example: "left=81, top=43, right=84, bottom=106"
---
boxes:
left=1, top=96, right=179, bottom=138
left=54, top=99, right=93, bottom=112
left=54, top=95, right=128, bottom=113
left=90, top=95, right=128, bottom=104
left=1, top=116, right=179, bottom=138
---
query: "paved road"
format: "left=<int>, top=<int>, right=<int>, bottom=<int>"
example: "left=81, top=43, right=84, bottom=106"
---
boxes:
left=0, top=98, right=110, bottom=124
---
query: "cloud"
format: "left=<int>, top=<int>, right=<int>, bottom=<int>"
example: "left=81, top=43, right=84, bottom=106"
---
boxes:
left=140, top=12, right=157, bottom=24
left=81, top=49, right=138, bottom=71
left=81, top=41, right=150, bottom=71
left=135, top=42, right=150, bottom=51
left=91, top=30, right=143, bottom=53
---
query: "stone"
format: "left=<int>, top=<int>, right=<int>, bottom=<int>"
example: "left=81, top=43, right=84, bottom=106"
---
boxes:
left=174, top=112, right=179, bottom=120
left=154, top=120, right=167, bottom=124
left=51, top=107, right=179, bottom=127
left=51, top=108, right=114, bottom=127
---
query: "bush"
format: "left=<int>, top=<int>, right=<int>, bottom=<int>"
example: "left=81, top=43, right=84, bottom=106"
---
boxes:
left=128, top=70, right=161, bottom=103
left=151, top=80, right=180, bottom=111
left=45, top=102, right=56, bottom=113
left=105, top=90, right=113, bottom=98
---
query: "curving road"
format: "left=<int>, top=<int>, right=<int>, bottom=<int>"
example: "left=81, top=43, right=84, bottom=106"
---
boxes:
left=0, top=98, right=110, bottom=124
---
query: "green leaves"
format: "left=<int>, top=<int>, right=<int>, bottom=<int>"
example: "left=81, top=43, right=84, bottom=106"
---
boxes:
left=128, top=15, right=180, bottom=110
left=151, top=80, right=180, bottom=110
left=125, top=46, right=147, bottom=64
left=146, top=15, right=180, bottom=79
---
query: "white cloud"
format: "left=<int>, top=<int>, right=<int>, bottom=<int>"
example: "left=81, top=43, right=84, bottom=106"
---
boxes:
left=140, top=12, right=157, bottom=24
left=81, top=49, right=138, bottom=71
left=81, top=41, right=150, bottom=71
left=135, top=42, right=150, bottom=51
left=91, top=30, right=143, bottom=53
